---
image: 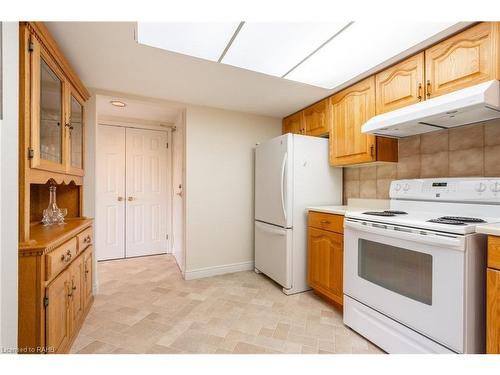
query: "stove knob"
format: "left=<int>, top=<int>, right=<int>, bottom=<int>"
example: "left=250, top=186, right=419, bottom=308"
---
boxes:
left=394, top=183, right=402, bottom=191
left=476, top=182, right=487, bottom=193
left=491, top=182, right=500, bottom=193
left=403, top=183, right=410, bottom=192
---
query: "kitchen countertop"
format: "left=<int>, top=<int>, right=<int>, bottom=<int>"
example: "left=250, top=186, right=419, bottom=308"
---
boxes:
left=307, top=198, right=390, bottom=216
left=476, top=223, right=500, bottom=237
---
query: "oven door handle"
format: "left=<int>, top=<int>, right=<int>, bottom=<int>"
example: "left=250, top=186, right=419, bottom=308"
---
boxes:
left=344, top=219, right=465, bottom=249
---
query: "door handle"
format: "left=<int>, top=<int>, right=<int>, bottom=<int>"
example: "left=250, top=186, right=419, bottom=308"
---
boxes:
left=117, top=196, right=124, bottom=201
left=127, top=196, right=135, bottom=201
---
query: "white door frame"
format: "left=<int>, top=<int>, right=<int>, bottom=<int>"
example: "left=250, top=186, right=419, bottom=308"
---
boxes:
left=95, top=120, right=173, bottom=261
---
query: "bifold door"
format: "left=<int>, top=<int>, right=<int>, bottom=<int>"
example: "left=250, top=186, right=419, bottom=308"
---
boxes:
left=96, top=125, right=169, bottom=260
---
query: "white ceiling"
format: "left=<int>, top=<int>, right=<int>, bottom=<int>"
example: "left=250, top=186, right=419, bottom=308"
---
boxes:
left=96, top=95, right=183, bottom=123
left=46, top=22, right=470, bottom=118
left=46, top=22, right=330, bottom=118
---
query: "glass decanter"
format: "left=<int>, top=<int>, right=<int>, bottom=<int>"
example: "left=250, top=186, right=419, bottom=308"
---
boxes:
left=42, top=185, right=67, bottom=225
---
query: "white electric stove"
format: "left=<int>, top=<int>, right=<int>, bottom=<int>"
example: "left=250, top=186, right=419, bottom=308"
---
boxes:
left=343, top=178, right=500, bottom=354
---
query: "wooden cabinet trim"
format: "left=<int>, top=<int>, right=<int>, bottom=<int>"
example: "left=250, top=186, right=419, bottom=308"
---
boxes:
left=487, top=268, right=500, bottom=354
left=488, top=236, right=500, bottom=270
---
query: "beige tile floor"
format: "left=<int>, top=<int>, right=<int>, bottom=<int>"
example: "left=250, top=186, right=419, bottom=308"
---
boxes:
left=71, top=255, right=384, bottom=354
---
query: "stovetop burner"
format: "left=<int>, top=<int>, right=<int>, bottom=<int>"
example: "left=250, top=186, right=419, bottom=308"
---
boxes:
left=384, top=210, right=408, bottom=215
left=440, top=216, right=486, bottom=223
left=362, top=211, right=396, bottom=217
left=362, top=210, right=408, bottom=217
left=427, top=218, right=467, bottom=225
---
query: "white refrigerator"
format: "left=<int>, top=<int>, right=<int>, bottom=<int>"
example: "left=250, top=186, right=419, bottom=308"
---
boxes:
left=254, top=133, right=342, bottom=295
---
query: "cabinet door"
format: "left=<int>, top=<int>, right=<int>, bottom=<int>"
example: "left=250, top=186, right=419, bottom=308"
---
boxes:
left=282, top=112, right=304, bottom=134
left=30, top=37, right=68, bottom=174
left=487, top=268, right=500, bottom=354
left=425, top=22, right=499, bottom=99
left=303, top=99, right=330, bottom=136
left=308, top=227, right=343, bottom=305
left=66, top=87, right=85, bottom=176
left=376, top=52, right=425, bottom=114
left=330, top=76, right=376, bottom=166
left=69, top=255, right=84, bottom=333
left=83, top=247, right=93, bottom=309
left=45, top=270, right=70, bottom=353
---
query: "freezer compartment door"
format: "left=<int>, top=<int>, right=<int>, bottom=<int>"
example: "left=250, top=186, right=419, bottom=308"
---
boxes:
left=255, top=221, right=292, bottom=289
left=255, top=134, right=293, bottom=228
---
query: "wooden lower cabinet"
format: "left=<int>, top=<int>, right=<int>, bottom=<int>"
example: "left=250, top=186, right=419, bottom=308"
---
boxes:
left=487, top=235, right=500, bottom=353
left=45, top=270, right=71, bottom=353
left=307, top=211, right=344, bottom=306
left=487, top=268, right=500, bottom=354
left=83, top=247, right=93, bottom=308
left=18, top=220, right=94, bottom=354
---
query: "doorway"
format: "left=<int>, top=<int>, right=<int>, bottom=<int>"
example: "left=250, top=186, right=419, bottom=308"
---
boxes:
left=96, top=124, right=172, bottom=260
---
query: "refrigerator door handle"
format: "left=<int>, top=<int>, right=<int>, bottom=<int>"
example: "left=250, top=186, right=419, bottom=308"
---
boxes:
left=255, top=221, right=287, bottom=235
left=280, top=152, right=287, bottom=223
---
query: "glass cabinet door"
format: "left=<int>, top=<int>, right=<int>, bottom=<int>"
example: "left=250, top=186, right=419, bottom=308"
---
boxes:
left=39, top=58, right=63, bottom=164
left=69, top=93, right=84, bottom=172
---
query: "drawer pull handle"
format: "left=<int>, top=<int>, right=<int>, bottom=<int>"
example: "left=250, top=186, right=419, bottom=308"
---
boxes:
left=83, top=235, right=92, bottom=244
left=60, top=250, right=72, bottom=263
left=320, top=220, right=330, bottom=224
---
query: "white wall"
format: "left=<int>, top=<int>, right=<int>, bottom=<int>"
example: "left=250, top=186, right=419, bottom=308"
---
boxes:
left=0, top=22, right=19, bottom=350
left=184, top=106, right=281, bottom=278
left=84, top=94, right=99, bottom=293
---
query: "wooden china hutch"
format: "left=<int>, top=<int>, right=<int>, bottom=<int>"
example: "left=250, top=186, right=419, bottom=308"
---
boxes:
left=18, top=22, right=93, bottom=354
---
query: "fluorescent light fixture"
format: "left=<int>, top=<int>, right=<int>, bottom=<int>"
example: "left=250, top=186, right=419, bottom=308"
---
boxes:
left=221, top=22, right=351, bottom=77
left=110, top=100, right=126, bottom=107
left=137, top=22, right=241, bottom=61
left=286, top=22, right=459, bottom=89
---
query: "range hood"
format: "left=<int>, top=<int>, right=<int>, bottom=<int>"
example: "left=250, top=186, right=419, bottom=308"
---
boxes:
left=362, top=80, right=500, bottom=138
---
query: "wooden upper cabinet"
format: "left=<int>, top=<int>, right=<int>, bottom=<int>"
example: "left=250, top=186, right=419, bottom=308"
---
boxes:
left=303, top=99, right=330, bottom=136
left=21, top=22, right=90, bottom=179
left=330, top=76, right=375, bottom=165
left=282, top=111, right=305, bottom=135
left=376, top=52, right=425, bottom=114
left=425, top=22, right=500, bottom=99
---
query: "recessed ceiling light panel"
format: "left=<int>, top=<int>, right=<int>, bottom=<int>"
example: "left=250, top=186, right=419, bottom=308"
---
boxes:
left=110, top=100, right=127, bottom=107
left=286, top=21, right=459, bottom=89
left=221, top=21, right=351, bottom=77
left=137, top=22, right=241, bottom=61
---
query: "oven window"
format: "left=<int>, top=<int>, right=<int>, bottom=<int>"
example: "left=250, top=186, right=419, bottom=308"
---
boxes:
left=358, top=239, right=433, bottom=305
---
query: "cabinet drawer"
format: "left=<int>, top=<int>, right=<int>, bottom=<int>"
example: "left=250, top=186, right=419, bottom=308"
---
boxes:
left=308, top=211, right=344, bottom=234
left=45, top=237, right=77, bottom=281
left=77, top=227, right=93, bottom=252
left=489, top=236, right=500, bottom=270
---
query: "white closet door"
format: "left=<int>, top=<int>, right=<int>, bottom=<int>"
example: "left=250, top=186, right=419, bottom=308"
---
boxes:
left=125, top=128, right=169, bottom=257
left=96, top=126, right=126, bottom=261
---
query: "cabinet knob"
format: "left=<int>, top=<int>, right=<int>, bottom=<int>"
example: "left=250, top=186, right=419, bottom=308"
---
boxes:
left=84, top=235, right=92, bottom=243
left=426, top=80, right=432, bottom=98
left=117, top=196, right=124, bottom=202
left=127, top=196, right=135, bottom=201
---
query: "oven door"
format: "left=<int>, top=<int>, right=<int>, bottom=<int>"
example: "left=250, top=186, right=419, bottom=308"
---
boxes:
left=344, top=218, right=466, bottom=353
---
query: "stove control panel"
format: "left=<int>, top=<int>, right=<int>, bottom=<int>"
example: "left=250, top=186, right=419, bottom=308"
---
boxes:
left=390, top=178, right=500, bottom=202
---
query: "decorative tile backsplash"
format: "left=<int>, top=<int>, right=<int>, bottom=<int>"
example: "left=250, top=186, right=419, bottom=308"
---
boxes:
left=343, top=119, right=500, bottom=204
